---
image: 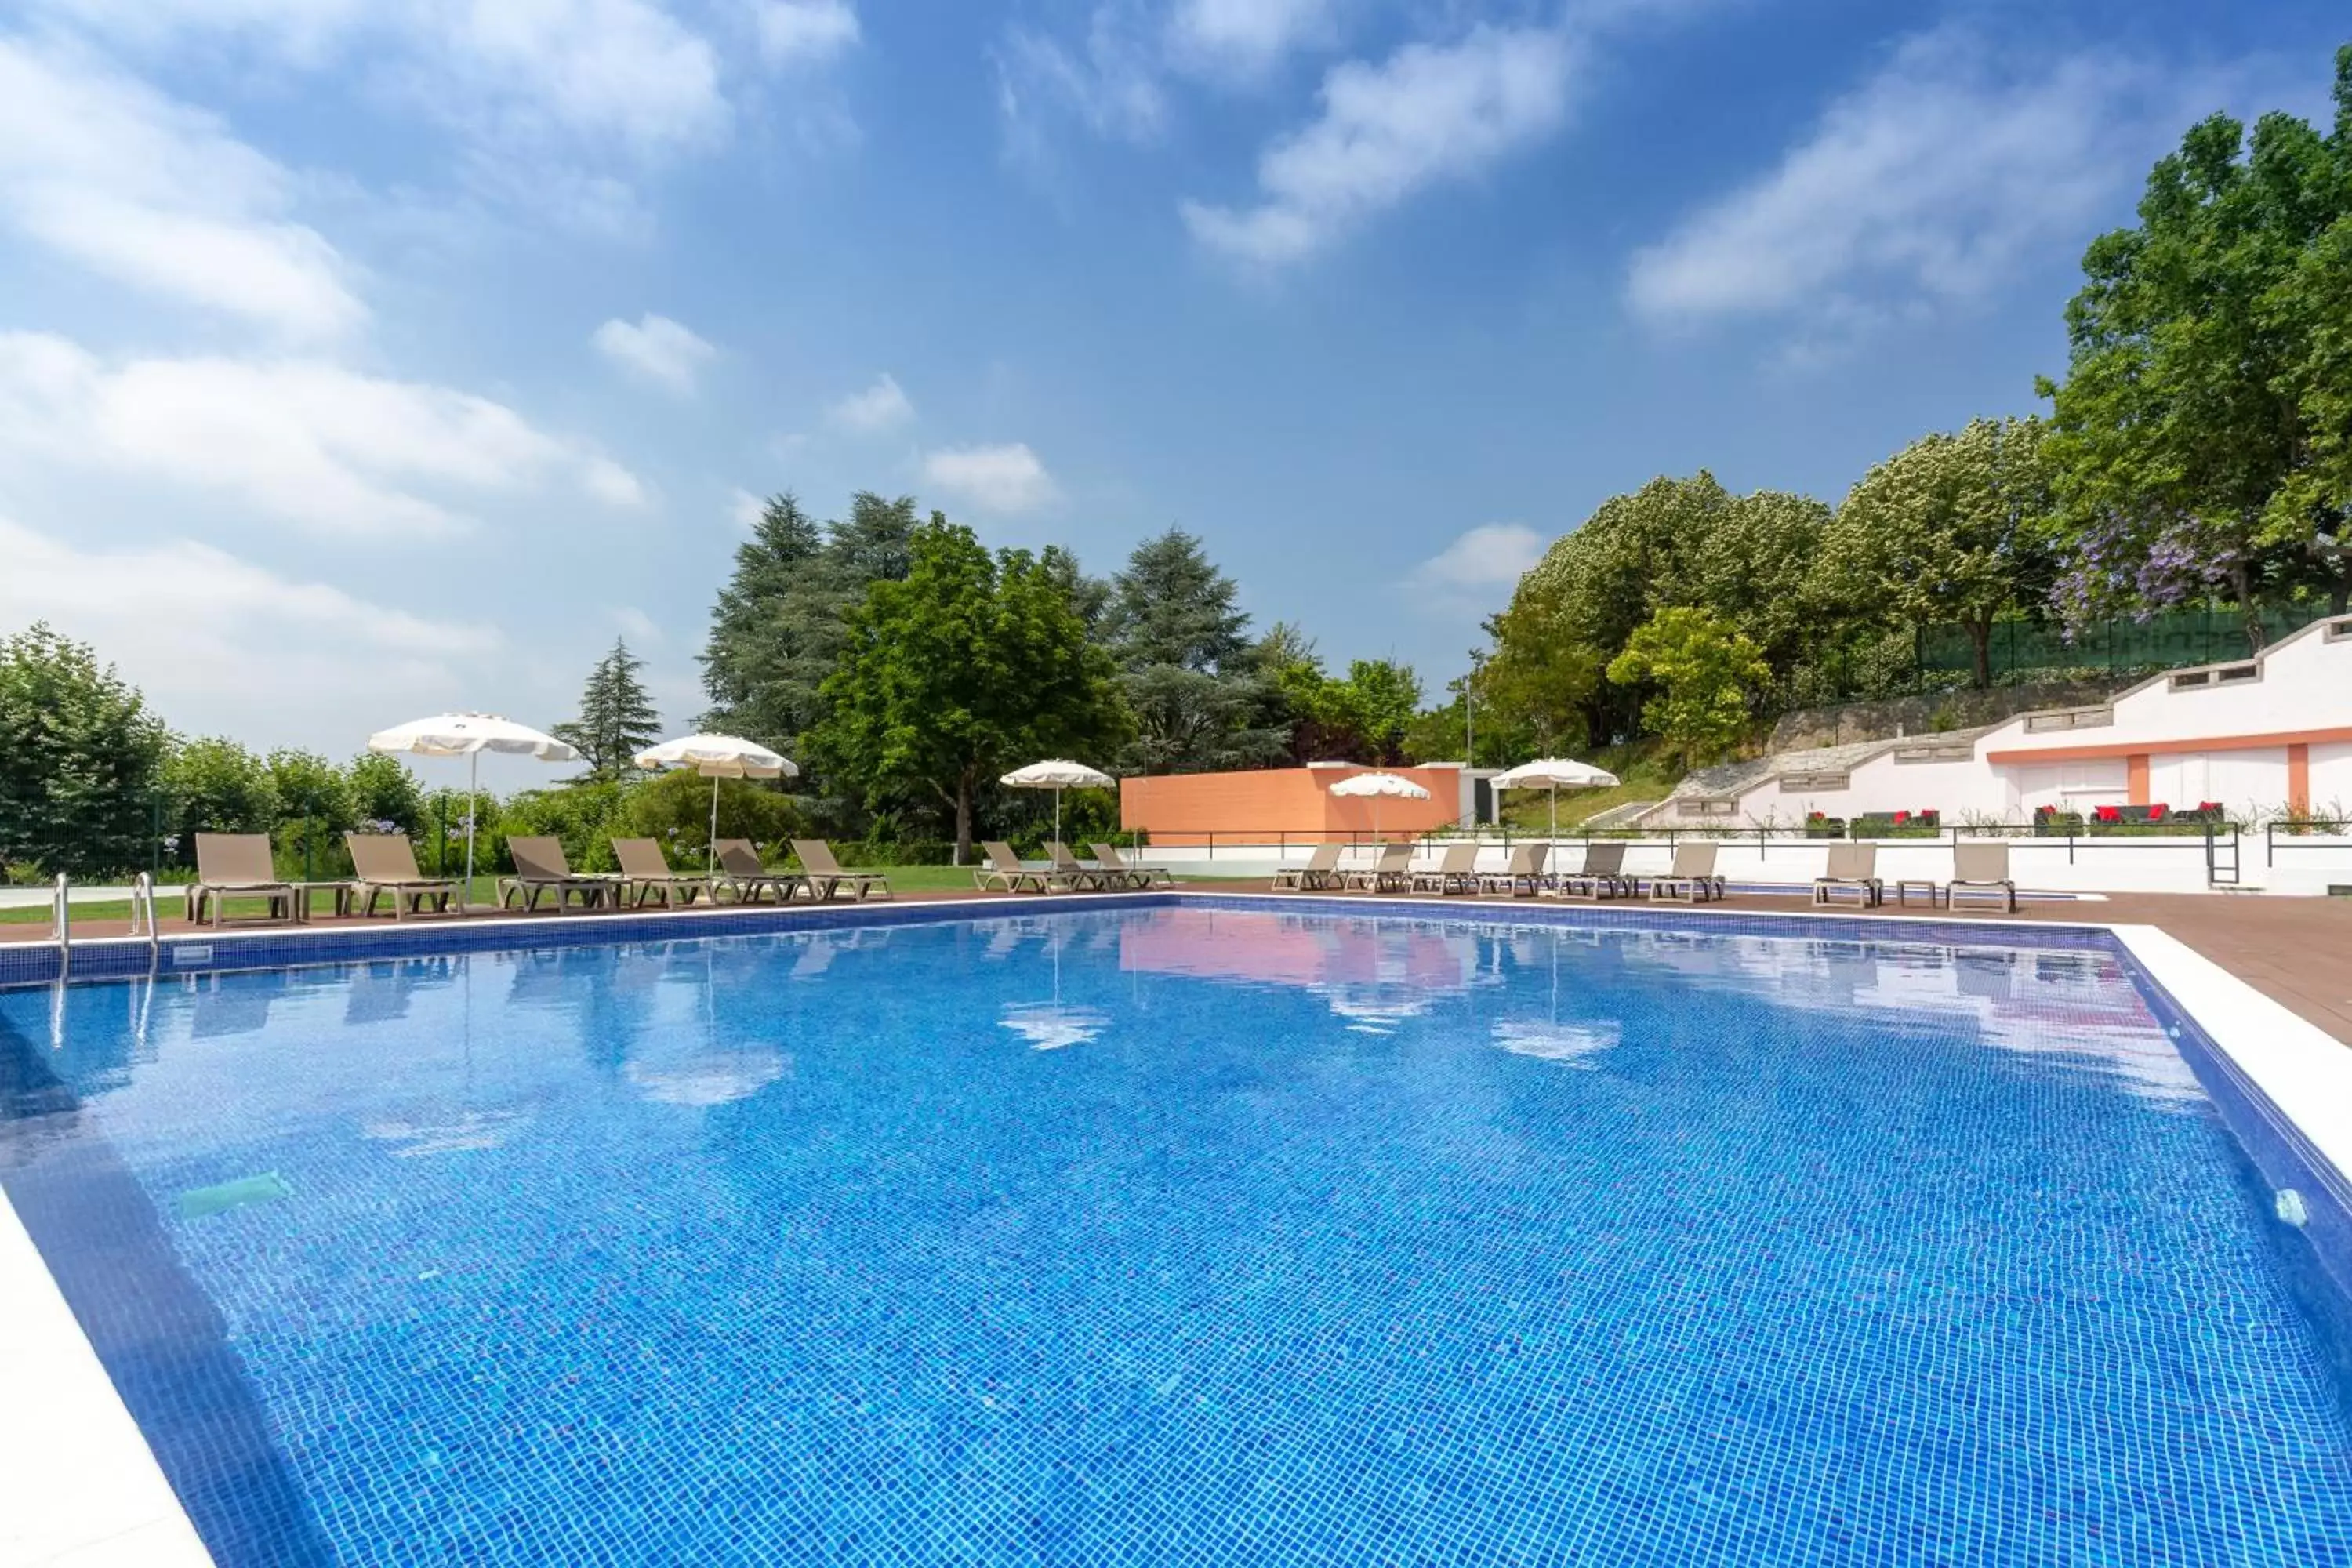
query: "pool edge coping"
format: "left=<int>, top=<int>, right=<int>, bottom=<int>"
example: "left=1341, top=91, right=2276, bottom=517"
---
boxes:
left=2, top=889, right=2343, bottom=1568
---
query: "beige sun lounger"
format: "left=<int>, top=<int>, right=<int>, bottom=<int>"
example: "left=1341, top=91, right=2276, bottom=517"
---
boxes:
left=713, top=839, right=803, bottom=904
left=498, top=836, right=613, bottom=913
left=1343, top=841, right=1414, bottom=894
left=343, top=832, right=459, bottom=919
left=975, top=840, right=1053, bottom=893
left=793, top=840, right=892, bottom=902
left=1091, top=843, right=1172, bottom=890
left=1650, top=840, right=1725, bottom=903
left=612, top=838, right=707, bottom=908
left=1047, top=842, right=1117, bottom=891
left=1479, top=842, right=1548, bottom=897
left=187, top=833, right=300, bottom=927
left=1273, top=842, right=1344, bottom=891
left=1813, top=842, right=1883, bottom=908
left=1553, top=841, right=1628, bottom=900
left=1946, top=840, right=2016, bottom=912
left=1411, top=842, right=1482, bottom=895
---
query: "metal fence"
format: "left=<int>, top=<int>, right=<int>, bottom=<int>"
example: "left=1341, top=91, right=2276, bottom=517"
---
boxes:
left=1916, top=607, right=2328, bottom=677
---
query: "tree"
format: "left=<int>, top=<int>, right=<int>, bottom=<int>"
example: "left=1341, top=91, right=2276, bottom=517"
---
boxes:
left=2042, top=53, right=2352, bottom=641
left=0, top=625, right=170, bottom=876
left=1605, top=608, right=1769, bottom=768
left=160, top=738, right=277, bottom=868
left=1329, top=659, right=1422, bottom=765
left=554, top=638, right=662, bottom=781
left=816, top=518, right=1129, bottom=861
left=1825, top=418, right=2060, bottom=688
left=348, top=752, right=426, bottom=833
left=1102, top=529, right=1286, bottom=774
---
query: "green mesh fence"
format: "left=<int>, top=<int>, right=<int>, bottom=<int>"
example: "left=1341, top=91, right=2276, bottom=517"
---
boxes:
left=1918, top=607, right=2331, bottom=677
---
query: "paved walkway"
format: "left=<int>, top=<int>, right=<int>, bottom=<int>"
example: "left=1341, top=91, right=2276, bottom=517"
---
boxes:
left=13, top=882, right=2350, bottom=1047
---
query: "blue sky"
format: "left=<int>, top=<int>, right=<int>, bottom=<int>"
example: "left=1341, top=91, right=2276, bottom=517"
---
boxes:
left=2, top=0, right=2343, bottom=779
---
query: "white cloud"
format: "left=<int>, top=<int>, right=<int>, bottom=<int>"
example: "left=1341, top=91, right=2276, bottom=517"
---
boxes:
left=1167, top=0, right=1338, bottom=80
left=1182, top=24, right=1577, bottom=267
left=1628, top=31, right=2202, bottom=327
left=615, top=604, right=664, bottom=644
left=753, top=0, right=860, bottom=66
left=0, top=331, right=641, bottom=535
left=921, top=444, right=1061, bottom=515
left=995, top=6, right=1170, bottom=173
left=0, top=37, right=364, bottom=336
left=728, top=487, right=769, bottom=528
left=1417, top=523, right=1547, bottom=591
left=826, top=372, right=914, bottom=433
left=592, top=314, right=717, bottom=393
left=0, top=513, right=498, bottom=741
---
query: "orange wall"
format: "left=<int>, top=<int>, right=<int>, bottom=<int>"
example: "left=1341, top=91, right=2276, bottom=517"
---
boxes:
left=2126, top=753, right=2151, bottom=806
left=1120, top=765, right=1462, bottom=845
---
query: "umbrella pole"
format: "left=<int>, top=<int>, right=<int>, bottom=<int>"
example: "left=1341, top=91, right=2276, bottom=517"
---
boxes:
left=709, top=774, right=720, bottom=882
left=1055, top=787, right=1062, bottom=848
left=1550, top=785, right=1558, bottom=847
left=463, top=750, right=478, bottom=913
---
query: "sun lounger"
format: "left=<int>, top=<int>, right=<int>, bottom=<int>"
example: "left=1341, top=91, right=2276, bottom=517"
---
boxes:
left=792, top=839, right=893, bottom=901
left=1411, top=841, right=1482, bottom=895
left=1272, top=842, right=1344, bottom=891
left=1945, top=840, right=2016, bottom=912
left=713, top=839, right=803, bottom=904
left=498, top=836, right=613, bottom=913
left=1650, top=840, right=1725, bottom=903
left=343, top=832, right=459, bottom=919
left=1552, top=841, right=1628, bottom=900
left=1813, top=842, right=1883, bottom=908
left=612, top=838, right=707, bottom=908
left=1047, top=841, right=1117, bottom=891
left=1343, top=841, right=1414, bottom=894
left=187, top=833, right=300, bottom=927
left=975, top=840, right=1052, bottom=893
left=1091, top=842, right=1172, bottom=890
left=1478, top=842, right=1548, bottom=897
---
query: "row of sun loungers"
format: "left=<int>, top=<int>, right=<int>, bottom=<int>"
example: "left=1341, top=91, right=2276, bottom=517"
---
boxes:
left=972, top=841, right=1174, bottom=894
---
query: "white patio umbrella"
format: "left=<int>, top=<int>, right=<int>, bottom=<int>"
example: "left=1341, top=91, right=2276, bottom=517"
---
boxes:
left=1327, top=769, right=1432, bottom=839
left=632, top=734, right=797, bottom=874
left=1491, top=757, right=1621, bottom=841
left=1000, top=758, right=1114, bottom=847
left=368, top=713, right=579, bottom=909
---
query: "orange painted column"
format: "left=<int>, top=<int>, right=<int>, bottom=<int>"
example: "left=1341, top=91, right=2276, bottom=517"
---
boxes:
left=2288, top=744, right=2311, bottom=816
left=2126, top=753, right=2150, bottom=806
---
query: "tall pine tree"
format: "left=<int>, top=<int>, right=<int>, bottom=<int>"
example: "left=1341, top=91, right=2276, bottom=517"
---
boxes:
left=554, top=638, right=661, bottom=780
left=1102, top=529, right=1286, bottom=774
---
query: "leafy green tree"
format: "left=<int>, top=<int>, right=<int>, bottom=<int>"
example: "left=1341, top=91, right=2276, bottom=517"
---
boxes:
left=1102, top=528, right=1286, bottom=774
left=0, top=624, right=170, bottom=876
left=1476, top=584, right=1608, bottom=755
left=1605, top=608, right=1769, bottom=768
left=554, top=637, right=662, bottom=781
left=816, top=518, right=1128, bottom=861
left=160, top=737, right=278, bottom=868
left=1329, top=659, right=1422, bottom=765
left=620, top=769, right=804, bottom=868
left=265, top=748, right=358, bottom=878
left=348, top=752, right=426, bottom=833
left=1824, top=417, right=2060, bottom=688
left=2042, top=52, right=2352, bottom=639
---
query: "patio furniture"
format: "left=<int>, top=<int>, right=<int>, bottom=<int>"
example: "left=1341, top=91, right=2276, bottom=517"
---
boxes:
left=1091, top=843, right=1172, bottom=889
left=1411, top=842, right=1483, bottom=895
left=793, top=840, right=894, bottom=902
left=343, top=832, right=459, bottom=919
left=1273, top=843, right=1344, bottom=891
left=612, top=838, right=707, bottom=909
left=1649, top=840, right=1725, bottom=903
left=1946, top=840, right=2017, bottom=913
left=1047, top=841, right=1117, bottom=891
left=1553, top=841, right=1628, bottom=900
left=187, top=833, right=301, bottom=927
left=1478, top=842, right=1549, bottom=897
left=1342, top=842, right=1414, bottom=894
left=975, top=841, right=1053, bottom=894
left=497, top=836, right=614, bottom=913
left=713, top=839, right=804, bottom=904
left=1813, top=842, right=1883, bottom=908
left=1894, top=879, right=1941, bottom=908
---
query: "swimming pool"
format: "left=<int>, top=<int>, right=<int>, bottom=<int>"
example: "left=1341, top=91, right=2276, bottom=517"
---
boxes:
left=4, top=903, right=2350, bottom=1565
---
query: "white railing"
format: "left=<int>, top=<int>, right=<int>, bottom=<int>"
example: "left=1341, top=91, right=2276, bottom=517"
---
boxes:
left=51, top=873, right=70, bottom=981
left=129, top=872, right=160, bottom=956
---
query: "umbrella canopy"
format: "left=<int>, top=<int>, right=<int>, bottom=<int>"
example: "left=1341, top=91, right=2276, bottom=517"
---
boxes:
left=1490, top=756, right=1621, bottom=840
left=1000, top=759, right=1115, bottom=846
left=634, top=734, right=799, bottom=872
left=1326, top=769, right=1430, bottom=840
left=369, top=713, right=579, bottom=908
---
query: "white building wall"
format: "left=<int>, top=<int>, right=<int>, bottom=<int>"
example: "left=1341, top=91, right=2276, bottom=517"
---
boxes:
left=2310, top=743, right=2352, bottom=818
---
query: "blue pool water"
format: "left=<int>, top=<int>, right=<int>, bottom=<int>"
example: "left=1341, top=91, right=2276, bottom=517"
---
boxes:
left=5, top=906, right=2351, bottom=1566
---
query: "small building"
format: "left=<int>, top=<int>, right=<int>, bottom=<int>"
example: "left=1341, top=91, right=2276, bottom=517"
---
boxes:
left=1120, top=761, right=1495, bottom=846
left=1649, top=612, right=2352, bottom=826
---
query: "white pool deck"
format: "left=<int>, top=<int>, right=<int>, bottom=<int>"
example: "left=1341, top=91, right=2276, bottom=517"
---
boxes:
left=3, top=893, right=2350, bottom=1568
